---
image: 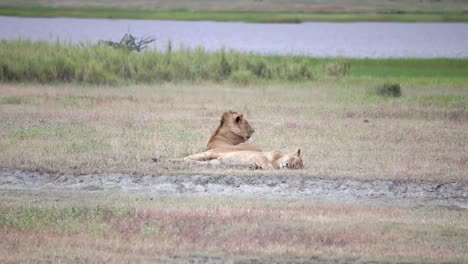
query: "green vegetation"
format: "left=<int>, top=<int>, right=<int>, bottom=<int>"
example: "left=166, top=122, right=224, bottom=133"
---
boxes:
left=229, top=70, right=259, bottom=85
left=0, top=40, right=315, bottom=84
left=323, top=60, right=351, bottom=78
left=0, top=96, right=32, bottom=104
left=1, top=6, right=468, bottom=23
left=1, top=40, right=468, bottom=86
left=3, top=0, right=468, bottom=13
left=368, top=82, right=402, bottom=97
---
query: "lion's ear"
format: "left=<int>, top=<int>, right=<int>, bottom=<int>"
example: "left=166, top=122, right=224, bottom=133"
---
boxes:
left=235, top=114, right=243, bottom=124
left=296, top=148, right=301, bottom=156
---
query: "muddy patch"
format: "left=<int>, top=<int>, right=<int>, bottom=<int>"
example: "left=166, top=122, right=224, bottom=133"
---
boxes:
left=1, top=169, right=467, bottom=209
left=166, top=255, right=402, bottom=264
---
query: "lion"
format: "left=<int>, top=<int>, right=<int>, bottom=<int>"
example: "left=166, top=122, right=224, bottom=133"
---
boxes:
left=206, top=111, right=261, bottom=151
left=183, top=149, right=303, bottom=170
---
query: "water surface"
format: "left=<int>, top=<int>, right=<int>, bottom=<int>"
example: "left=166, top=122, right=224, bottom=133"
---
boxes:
left=2, top=16, right=468, bottom=58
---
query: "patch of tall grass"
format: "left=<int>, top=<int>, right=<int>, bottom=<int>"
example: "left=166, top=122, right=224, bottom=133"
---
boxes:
left=2, top=40, right=468, bottom=85
left=0, top=206, right=133, bottom=231
left=0, top=40, right=314, bottom=84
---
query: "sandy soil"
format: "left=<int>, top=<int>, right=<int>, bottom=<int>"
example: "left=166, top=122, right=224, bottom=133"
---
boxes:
left=1, top=169, right=467, bottom=209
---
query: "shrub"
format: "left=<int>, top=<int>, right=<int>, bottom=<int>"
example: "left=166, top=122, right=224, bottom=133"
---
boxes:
left=229, top=70, right=257, bottom=85
left=218, top=51, right=232, bottom=80
left=369, top=82, right=402, bottom=97
left=246, top=60, right=268, bottom=78
left=323, top=60, right=350, bottom=77
left=298, top=63, right=314, bottom=80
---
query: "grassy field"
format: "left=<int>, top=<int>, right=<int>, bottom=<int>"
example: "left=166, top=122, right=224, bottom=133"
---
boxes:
left=1, top=190, right=467, bottom=263
left=1, top=41, right=467, bottom=181
left=2, top=6, right=468, bottom=23
left=1, top=23, right=467, bottom=263
left=1, top=80, right=467, bottom=181
left=2, top=0, right=468, bottom=23
left=3, top=0, right=468, bottom=12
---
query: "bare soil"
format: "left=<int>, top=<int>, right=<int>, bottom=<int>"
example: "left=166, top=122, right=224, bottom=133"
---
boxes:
left=1, top=169, right=467, bottom=209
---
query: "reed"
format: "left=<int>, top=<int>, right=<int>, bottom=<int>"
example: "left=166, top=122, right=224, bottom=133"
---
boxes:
left=0, top=40, right=315, bottom=84
left=2, top=40, right=468, bottom=85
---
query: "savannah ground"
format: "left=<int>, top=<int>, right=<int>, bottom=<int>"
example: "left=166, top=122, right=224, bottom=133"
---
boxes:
left=1, top=0, right=468, bottom=22
left=1, top=42, right=468, bottom=262
left=1, top=190, right=468, bottom=263
left=1, top=82, right=468, bottom=181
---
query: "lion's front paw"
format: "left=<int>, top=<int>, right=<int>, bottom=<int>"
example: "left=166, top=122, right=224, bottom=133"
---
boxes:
left=249, top=162, right=262, bottom=170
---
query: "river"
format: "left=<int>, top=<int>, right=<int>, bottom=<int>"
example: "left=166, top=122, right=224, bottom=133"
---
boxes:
left=2, top=16, right=468, bottom=58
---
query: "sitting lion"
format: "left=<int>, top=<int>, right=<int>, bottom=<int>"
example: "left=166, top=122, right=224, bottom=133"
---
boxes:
left=184, top=149, right=303, bottom=170
left=206, top=111, right=261, bottom=151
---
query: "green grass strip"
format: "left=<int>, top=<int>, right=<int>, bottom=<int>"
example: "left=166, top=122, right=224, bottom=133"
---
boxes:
left=1, top=40, right=467, bottom=85
left=1, top=6, right=468, bottom=23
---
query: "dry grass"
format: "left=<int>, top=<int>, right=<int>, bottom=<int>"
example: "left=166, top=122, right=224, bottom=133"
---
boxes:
left=0, top=82, right=467, bottom=181
left=1, top=193, right=468, bottom=263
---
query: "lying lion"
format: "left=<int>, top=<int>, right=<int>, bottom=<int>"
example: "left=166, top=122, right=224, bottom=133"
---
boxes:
left=206, top=111, right=261, bottom=151
left=183, top=149, right=303, bottom=170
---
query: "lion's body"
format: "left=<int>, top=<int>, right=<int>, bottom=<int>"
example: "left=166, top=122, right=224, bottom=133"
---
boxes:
left=184, top=149, right=303, bottom=170
left=206, top=111, right=261, bottom=151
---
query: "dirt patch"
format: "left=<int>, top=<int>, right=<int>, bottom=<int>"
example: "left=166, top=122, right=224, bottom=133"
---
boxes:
left=1, top=169, right=467, bottom=209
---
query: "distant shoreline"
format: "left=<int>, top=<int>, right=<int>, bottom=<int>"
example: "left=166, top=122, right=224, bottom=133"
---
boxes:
left=1, top=6, right=468, bottom=23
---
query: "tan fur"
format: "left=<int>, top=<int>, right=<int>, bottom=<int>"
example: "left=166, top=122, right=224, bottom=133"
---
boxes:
left=184, top=149, right=303, bottom=170
left=206, top=111, right=261, bottom=151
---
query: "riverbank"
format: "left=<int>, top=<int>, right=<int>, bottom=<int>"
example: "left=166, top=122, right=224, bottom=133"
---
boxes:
left=1, top=6, right=468, bottom=23
left=2, top=41, right=468, bottom=84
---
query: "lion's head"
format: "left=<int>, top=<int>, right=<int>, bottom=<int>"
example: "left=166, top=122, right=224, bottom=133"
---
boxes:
left=278, top=149, right=303, bottom=170
left=222, top=111, right=255, bottom=140
left=207, top=111, right=255, bottom=148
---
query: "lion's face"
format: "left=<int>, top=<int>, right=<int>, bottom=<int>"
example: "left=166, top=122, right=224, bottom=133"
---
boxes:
left=278, top=149, right=303, bottom=170
left=228, top=112, right=255, bottom=140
